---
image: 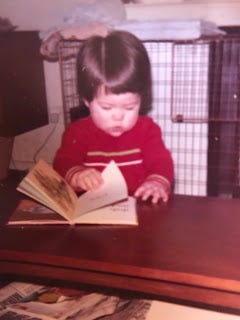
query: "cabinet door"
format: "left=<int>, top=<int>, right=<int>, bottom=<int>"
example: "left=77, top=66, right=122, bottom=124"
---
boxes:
left=0, top=31, right=48, bottom=136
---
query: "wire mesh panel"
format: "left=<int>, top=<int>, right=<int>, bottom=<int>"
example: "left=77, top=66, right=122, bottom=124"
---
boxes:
left=171, top=42, right=209, bottom=123
left=58, top=41, right=83, bottom=126
left=145, top=41, right=208, bottom=195
left=58, top=36, right=240, bottom=198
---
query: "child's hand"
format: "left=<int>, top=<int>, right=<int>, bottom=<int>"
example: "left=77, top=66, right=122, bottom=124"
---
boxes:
left=134, top=180, right=170, bottom=204
left=70, top=168, right=104, bottom=191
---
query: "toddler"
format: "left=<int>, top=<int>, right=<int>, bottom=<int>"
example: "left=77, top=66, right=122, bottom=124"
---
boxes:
left=54, top=30, right=174, bottom=203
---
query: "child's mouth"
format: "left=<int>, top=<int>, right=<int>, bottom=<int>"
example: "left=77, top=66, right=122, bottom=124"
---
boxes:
left=110, top=126, right=123, bottom=135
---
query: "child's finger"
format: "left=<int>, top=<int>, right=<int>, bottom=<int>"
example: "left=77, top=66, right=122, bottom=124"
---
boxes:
left=135, top=182, right=169, bottom=203
left=74, top=169, right=103, bottom=190
left=134, top=185, right=151, bottom=200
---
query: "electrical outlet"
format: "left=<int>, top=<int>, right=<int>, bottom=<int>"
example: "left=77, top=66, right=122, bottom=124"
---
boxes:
left=49, top=113, right=59, bottom=123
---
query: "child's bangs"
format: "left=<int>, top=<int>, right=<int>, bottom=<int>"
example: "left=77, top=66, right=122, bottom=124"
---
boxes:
left=102, top=68, right=140, bottom=96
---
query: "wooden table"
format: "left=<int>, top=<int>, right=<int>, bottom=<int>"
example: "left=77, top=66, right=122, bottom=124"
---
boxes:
left=1, top=187, right=240, bottom=314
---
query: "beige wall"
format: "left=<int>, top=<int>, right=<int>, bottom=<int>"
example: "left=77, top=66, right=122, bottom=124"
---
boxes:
left=1, top=0, right=239, bottom=170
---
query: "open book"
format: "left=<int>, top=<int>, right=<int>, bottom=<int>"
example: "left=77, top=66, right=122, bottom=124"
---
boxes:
left=8, top=159, right=138, bottom=226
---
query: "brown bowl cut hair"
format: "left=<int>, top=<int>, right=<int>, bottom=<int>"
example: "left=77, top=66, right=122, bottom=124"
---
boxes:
left=76, top=30, right=152, bottom=115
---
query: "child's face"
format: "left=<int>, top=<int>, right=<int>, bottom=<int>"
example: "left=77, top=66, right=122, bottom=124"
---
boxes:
left=85, top=86, right=141, bottom=137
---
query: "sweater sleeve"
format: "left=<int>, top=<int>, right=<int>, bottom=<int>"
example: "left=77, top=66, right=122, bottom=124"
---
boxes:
left=53, top=120, right=87, bottom=179
left=141, top=119, right=174, bottom=185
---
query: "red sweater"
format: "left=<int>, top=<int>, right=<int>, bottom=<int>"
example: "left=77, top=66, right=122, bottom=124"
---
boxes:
left=53, top=116, right=174, bottom=194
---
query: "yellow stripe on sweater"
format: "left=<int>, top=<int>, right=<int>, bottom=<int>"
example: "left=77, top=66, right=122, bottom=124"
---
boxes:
left=87, top=148, right=141, bottom=157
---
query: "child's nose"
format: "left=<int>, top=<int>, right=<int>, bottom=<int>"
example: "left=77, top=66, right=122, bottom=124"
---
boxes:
left=112, top=108, right=124, bottom=121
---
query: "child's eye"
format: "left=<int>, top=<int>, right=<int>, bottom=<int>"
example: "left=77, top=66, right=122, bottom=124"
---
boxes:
left=125, top=106, right=135, bottom=110
left=101, top=106, right=111, bottom=110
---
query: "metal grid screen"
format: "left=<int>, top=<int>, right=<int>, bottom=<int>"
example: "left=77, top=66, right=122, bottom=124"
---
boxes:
left=58, top=36, right=240, bottom=198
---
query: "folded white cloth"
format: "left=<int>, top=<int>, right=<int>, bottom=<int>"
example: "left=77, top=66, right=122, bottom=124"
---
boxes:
left=114, top=19, right=225, bottom=40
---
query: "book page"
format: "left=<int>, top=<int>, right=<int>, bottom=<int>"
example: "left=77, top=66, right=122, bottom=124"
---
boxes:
left=7, top=199, right=69, bottom=225
left=17, top=180, right=58, bottom=210
left=74, top=160, right=128, bottom=217
left=17, top=159, right=78, bottom=222
left=75, top=197, right=138, bottom=225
